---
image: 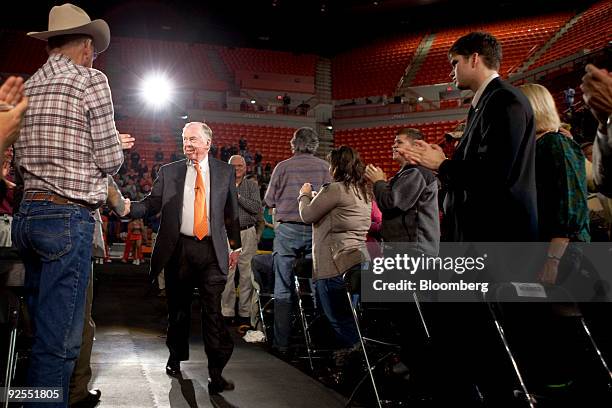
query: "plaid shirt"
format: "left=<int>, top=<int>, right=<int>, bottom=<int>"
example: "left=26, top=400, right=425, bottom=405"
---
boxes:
left=236, top=178, right=261, bottom=227
left=14, top=54, right=123, bottom=206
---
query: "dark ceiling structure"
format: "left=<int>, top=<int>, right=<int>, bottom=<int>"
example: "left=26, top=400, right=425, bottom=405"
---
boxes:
left=2, top=0, right=597, bottom=55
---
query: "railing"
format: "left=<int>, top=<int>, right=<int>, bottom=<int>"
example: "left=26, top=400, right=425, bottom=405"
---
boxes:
left=333, top=97, right=469, bottom=119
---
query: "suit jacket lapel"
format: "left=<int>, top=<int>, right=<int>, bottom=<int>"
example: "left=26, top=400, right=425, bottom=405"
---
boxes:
left=208, top=157, right=218, bottom=219
left=176, top=162, right=187, bottom=225
left=454, top=78, right=500, bottom=159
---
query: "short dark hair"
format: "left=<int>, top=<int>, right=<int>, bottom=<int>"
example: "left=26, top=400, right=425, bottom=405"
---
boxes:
left=396, top=128, right=423, bottom=141
left=448, top=32, right=502, bottom=71
left=47, top=34, right=92, bottom=51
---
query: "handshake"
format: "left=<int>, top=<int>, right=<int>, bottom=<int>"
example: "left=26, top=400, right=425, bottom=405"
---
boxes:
left=119, top=198, right=131, bottom=217
left=106, top=175, right=131, bottom=217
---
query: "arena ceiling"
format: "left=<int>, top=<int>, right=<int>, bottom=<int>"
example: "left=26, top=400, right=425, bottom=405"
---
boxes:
left=2, top=0, right=597, bottom=55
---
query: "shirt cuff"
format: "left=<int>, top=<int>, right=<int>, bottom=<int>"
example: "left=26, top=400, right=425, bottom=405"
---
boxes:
left=298, top=193, right=312, bottom=201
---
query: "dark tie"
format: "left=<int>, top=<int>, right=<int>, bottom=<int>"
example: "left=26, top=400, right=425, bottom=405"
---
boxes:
left=467, top=105, right=476, bottom=125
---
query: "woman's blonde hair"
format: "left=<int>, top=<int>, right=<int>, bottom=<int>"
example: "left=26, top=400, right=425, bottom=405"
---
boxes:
left=519, top=83, right=561, bottom=135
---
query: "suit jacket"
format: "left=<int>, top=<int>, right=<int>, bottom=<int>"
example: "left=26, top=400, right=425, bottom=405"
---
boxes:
left=438, top=78, right=538, bottom=242
left=592, top=118, right=612, bottom=197
left=131, top=157, right=241, bottom=282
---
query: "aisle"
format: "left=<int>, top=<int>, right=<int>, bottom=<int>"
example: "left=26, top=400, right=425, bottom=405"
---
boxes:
left=89, top=264, right=346, bottom=408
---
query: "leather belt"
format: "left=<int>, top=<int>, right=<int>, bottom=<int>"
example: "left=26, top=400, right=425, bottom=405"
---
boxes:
left=280, top=221, right=309, bottom=226
left=240, top=224, right=255, bottom=231
left=23, top=191, right=97, bottom=211
left=179, top=233, right=212, bottom=242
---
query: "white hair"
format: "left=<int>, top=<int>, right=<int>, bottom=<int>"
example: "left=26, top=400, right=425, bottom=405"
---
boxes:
left=182, top=122, right=212, bottom=141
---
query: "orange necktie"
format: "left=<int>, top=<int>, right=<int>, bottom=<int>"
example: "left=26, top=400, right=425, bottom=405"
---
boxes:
left=193, top=163, right=208, bottom=239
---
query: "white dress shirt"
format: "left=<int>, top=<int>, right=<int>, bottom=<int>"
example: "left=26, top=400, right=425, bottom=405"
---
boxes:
left=472, top=73, right=499, bottom=108
left=180, top=156, right=211, bottom=237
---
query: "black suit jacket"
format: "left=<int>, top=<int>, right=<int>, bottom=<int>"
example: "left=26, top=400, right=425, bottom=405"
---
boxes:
left=439, top=78, right=538, bottom=242
left=131, top=157, right=241, bottom=282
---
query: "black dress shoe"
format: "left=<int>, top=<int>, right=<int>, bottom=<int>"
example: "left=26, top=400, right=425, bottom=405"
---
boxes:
left=208, top=377, right=235, bottom=395
left=165, top=359, right=180, bottom=377
left=70, top=389, right=101, bottom=408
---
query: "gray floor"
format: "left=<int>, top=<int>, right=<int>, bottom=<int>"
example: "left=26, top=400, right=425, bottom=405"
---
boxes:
left=90, top=264, right=347, bottom=408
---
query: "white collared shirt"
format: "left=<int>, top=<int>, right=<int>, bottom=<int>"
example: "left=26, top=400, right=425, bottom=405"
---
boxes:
left=180, top=156, right=211, bottom=237
left=472, top=73, right=499, bottom=108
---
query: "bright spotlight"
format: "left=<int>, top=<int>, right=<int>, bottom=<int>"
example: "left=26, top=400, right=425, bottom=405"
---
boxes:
left=417, top=96, right=424, bottom=102
left=250, top=99, right=256, bottom=104
left=141, top=74, right=173, bottom=108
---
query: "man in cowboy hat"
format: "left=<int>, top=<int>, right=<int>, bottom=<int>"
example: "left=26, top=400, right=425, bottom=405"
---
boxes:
left=12, top=4, right=128, bottom=407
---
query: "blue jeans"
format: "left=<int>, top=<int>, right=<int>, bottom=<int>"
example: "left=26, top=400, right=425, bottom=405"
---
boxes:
left=315, top=273, right=359, bottom=348
left=272, top=223, right=312, bottom=349
left=12, top=201, right=94, bottom=407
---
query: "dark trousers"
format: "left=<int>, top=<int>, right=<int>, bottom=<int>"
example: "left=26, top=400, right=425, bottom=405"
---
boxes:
left=314, top=273, right=359, bottom=348
left=165, top=236, right=233, bottom=381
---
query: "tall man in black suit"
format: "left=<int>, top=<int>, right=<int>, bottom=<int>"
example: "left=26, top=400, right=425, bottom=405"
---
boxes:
left=398, top=32, right=538, bottom=403
left=400, top=32, right=538, bottom=242
left=124, top=122, right=241, bottom=394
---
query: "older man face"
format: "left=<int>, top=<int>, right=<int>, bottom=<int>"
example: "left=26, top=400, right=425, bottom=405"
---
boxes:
left=229, top=156, right=246, bottom=180
left=182, top=124, right=211, bottom=162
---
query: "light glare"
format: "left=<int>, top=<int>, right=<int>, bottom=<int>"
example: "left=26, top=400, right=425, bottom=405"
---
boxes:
left=141, top=74, right=173, bottom=107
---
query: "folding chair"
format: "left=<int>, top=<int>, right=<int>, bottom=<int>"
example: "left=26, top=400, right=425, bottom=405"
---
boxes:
left=1, top=247, right=25, bottom=408
left=251, top=252, right=275, bottom=341
left=485, top=282, right=612, bottom=407
left=0, top=288, right=19, bottom=408
left=292, top=250, right=318, bottom=371
left=342, top=263, right=433, bottom=408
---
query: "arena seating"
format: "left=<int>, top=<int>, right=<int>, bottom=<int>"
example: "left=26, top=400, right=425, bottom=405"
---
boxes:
left=411, top=12, right=572, bottom=86
left=112, top=37, right=228, bottom=90
left=335, top=120, right=461, bottom=175
left=332, top=34, right=423, bottom=100
left=114, top=117, right=296, bottom=166
left=115, top=117, right=180, bottom=165
left=218, top=47, right=317, bottom=76
left=527, top=0, right=612, bottom=71
left=207, top=122, right=295, bottom=165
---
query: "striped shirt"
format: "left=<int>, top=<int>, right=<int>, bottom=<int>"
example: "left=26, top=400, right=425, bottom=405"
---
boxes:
left=264, top=153, right=331, bottom=222
left=14, top=54, right=123, bottom=206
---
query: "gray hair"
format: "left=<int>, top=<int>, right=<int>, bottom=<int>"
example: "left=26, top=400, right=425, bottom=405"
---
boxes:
left=290, top=127, right=319, bottom=154
left=228, top=155, right=245, bottom=165
left=182, top=122, right=212, bottom=141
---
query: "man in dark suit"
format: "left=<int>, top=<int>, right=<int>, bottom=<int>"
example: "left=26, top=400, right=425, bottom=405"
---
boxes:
left=124, top=121, right=241, bottom=394
left=400, top=31, right=538, bottom=242
left=398, top=32, right=538, bottom=403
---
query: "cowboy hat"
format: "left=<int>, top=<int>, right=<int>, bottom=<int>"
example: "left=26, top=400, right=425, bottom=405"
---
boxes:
left=28, top=3, right=110, bottom=53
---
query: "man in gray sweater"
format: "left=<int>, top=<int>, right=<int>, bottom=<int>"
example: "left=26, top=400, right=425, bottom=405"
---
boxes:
left=365, top=127, right=440, bottom=254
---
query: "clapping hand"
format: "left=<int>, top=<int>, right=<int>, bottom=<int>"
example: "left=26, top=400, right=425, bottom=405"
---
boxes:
left=299, top=182, right=313, bottom=197
left=365, top=164, right=386, bottom=183
left=397, top=140, right=446, bottom=171
left=0, top=76, right=28, bottom=149
left=581, top=64, right=612, bottom=131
